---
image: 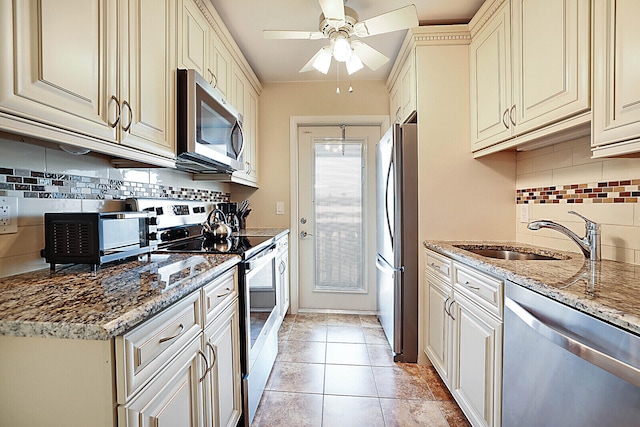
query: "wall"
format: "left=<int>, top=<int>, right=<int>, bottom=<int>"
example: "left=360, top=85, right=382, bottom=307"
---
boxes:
left=232, top=80, right=391, bottom=229
left=0, top=131, right=231, bottom=277
left=515, top=136, right=640, bottom=264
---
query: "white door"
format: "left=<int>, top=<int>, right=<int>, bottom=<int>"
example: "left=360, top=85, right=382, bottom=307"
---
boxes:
left=297, top=125, right=380, bottom=312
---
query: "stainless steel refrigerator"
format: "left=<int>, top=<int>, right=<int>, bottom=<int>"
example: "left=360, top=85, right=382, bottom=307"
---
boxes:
left=375, top=122, right=418, bottom=363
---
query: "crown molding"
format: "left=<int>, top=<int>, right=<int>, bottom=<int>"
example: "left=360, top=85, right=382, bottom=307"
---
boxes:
left=469, top=0, right=509, bottom=38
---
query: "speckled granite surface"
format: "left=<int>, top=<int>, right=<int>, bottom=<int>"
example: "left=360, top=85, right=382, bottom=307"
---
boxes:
left=425, top=241, right=640, bottom=336
left=0, top=254, right=239, bottom=340
left=236, top=228, right=289, bottom=239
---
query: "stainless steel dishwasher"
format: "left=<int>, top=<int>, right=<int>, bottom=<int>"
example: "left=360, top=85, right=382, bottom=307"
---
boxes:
left=503, top=280, right=640, bottom=427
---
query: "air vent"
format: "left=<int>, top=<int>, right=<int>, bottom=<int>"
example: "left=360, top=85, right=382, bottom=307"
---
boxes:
left=52, top=222, right=91, bottom=256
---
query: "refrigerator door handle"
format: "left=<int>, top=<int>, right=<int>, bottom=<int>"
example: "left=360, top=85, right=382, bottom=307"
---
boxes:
left=376, top=254, right=404, bottom=273
left=384, top=157, right=394, bottom=246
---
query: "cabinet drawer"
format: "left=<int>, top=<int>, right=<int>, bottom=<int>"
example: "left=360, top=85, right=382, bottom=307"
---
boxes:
left=425, top=249, right=453, bottom=283
left=202, top=266, right=237, bottom=326
left=454, top=263, right=503, bottom=319
left=115, top=291, right=202, bottom=404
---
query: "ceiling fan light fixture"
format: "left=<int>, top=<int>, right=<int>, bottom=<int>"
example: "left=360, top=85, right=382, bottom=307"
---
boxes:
left=312, top=47, right=332, bottom=74
left=332, top=36, right=351, bottom=62
left=346, top=53, right=363, bottom=75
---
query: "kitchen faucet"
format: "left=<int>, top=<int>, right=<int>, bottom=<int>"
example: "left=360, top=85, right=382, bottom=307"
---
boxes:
left=527, top=211, right=601, bottom=261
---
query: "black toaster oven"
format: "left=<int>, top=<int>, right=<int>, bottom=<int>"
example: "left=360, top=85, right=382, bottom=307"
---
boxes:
left=42, top=211, right=158, bottom=271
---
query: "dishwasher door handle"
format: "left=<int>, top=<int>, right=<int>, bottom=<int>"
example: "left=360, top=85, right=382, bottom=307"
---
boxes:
left=505, top=297, right=640, bottom=387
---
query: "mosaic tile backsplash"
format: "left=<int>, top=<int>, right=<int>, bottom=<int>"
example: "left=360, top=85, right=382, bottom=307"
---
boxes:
left=0, top=167, right=230, bottom=203
left=517, top=179, right=640, bottom=204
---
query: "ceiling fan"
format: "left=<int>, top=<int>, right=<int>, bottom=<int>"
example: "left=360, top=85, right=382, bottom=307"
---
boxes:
left=263, top=0, right=418, bottom=75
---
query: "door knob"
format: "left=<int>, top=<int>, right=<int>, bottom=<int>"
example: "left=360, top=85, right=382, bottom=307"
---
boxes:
left=300, top=231, right=313, bottom=238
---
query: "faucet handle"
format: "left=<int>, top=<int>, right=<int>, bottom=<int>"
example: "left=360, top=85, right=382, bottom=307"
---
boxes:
left=568, top=211, right=599, bottom=230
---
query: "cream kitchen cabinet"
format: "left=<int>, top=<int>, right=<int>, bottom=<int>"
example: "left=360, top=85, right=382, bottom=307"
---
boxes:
left=211, top=35, right=232, bottom=101
left=423, top=249, right=503, bottom=427
left=179, top=0, right=211, bottom=79
left=202, top=301, right=242, bottom=427
left=592, top=0, right=640, bottom=157
left=388, top=50, right=416, bottom=124
left=0, top=0, right=176, bottom=162
left=276, top=234, right=290, bottom=318
left=470, top=0, right=590, bottom=153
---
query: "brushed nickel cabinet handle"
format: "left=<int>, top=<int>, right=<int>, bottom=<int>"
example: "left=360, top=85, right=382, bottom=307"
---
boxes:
left=198, top=350, right=209, bottom=382
left=108, top=95, right=121, bottom=128
left=502, top=108, right=510, bottom=129
left=158, top=323, right=185, bottom=343
left=510, top=105, right=516, bottom=126
left=122, top=100, right=133, bottom=132
left=217, top=287, right=232, bottom=298
left=465, top=281, right=481, bottom=290
left=206, top=342, right=217, bottom=373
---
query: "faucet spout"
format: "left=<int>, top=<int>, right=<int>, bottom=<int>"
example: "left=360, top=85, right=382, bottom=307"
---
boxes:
left=527, top=211, right=601, bottom=261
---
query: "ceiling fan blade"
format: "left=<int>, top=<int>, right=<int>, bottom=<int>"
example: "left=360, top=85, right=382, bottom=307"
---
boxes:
left=354, top=5, right=418, bottom=37
left=263, top=30, right=325, bottom=40
left=351, top=41, right=389, bottom=71
left=299, top=47, right=331, bottom=73
left=319, top=0, right=345, bottom=27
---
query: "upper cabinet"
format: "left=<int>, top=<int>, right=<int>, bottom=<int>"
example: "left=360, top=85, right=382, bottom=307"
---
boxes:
left=592, top=0, right=640, bottom=158
left=388, top=50, right=416, bottom=124
left=0, top=0, right=176, bottom=163
left=469, top=0, right=590, bottom=154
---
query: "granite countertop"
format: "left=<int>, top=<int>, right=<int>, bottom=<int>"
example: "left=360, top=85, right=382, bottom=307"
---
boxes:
left=425, top=240, right=640, bottom=336
left=0, top=253, right=240, bottom=340
left=235, top=228, right=290, bottom=239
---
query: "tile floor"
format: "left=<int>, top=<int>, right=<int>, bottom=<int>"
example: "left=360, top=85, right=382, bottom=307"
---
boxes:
left=251, top=313, right=471, bottom=427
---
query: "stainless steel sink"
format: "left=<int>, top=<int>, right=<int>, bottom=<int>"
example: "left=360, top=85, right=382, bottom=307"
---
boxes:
left=453, top=245, right=569, bottom=261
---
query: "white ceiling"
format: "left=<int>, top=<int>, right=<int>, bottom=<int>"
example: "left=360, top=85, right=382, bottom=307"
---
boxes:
left=209, top=0, right=485, bottom=83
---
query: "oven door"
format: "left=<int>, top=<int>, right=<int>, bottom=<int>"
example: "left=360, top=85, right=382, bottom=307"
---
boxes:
left=243, top=244, right=278, bottom=373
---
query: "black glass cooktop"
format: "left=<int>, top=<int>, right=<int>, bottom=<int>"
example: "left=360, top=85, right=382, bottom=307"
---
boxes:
left=159, top=234, right=274, bottom=257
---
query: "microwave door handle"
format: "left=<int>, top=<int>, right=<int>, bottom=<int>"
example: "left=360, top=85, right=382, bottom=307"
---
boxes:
left=232, top=121, right=245, bottom=158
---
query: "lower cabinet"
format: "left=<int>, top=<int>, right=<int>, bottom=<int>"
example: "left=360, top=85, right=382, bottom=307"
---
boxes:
left=118, top=337, right=205, bottom=427
left=202, top=301, right=242, bottom=427
left=423, top=249, right=503, bottom=427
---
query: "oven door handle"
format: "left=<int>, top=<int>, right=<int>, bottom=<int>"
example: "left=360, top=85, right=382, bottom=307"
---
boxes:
left=245, top=245, right=276, bottom=272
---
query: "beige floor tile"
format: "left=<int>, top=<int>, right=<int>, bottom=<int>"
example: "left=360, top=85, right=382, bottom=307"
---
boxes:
left=420, top=365, right=454, bottom=401
left=367, top=344, right=395, bottom=367
left=364, top=327, right=390, bottom=345
left=372, top=365, right=435, bottom=400
left=277, top=340, right=326, bottom=364
left=325, top=342, right=370, bottom=366
left=380, top=399, right=449, bottom=427
left=326, top=313, right=363, bottom=326
left=288, top=323, right=328, bottom=342
left=323, top=395, right=385, bottom=427
left=359, top=315, right=382, bottom=328
left=267, top=361, right=325, bottom=394
left=326, top=325, right=366, bottom=343
left=437, top=400, right=472, bottom=427
left=252, top=391, right=323, bottom=427
left=294, top=313, right=328, bottom=324
left=324, top=364, right=378, bottom=397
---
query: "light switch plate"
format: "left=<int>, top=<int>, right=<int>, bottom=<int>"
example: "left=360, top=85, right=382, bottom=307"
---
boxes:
left=0, top=196, right=18, bottom=234
left=276, top=201, right=284, bottom=215
left=519, top=203, right=530, bottom=223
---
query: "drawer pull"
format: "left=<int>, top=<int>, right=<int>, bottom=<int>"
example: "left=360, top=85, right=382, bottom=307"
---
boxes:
left=217, top=288, right=232, bottom=298
left=465, top=281, right=481, bottom=290
left=430, top=262, right=442, bottom=271
left=158, top=323, right=185, bottom=344
left=198, top=350, right=209, bottom=383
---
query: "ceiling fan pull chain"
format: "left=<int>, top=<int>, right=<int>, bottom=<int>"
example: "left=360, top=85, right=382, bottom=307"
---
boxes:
left=336, top=64, right=340, bottom=94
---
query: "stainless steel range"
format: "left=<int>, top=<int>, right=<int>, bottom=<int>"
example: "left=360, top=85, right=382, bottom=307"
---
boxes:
left=125, top=198, right=281, bottom=427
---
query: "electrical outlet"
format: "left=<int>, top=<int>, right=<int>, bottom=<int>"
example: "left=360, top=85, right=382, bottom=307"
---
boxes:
left=519, top=203, right=530, bottom=223
left=0, top=196, right=18, bottom=234
left=276, top=201, right=284, bottom=215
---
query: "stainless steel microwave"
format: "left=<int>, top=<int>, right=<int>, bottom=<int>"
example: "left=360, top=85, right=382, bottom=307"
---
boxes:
left=176, top=69, right=244, bottom=173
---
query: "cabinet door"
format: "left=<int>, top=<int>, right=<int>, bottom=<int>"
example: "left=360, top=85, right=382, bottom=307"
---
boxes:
left=179, top=0, right=210, bottom=78
left=389, top=84, right=401, bottom=124
left=592, top=0, right=640, bottom=149
left=119, top=337, right=205, bottom=427
left=245, top=88, right=259, bottom=182
left=451, top=292, right=502, bottom=427
left=212, top=37, right=231, bottom=100
left=119, top=0, right=175, bottom=158
left=399, top=53, right=416, bottom=122
left=203, top=301, right=242, bottom=427
left=0, top=0, right=117, bottom=142
left=424, top=273, right=452, bottom=386
left=511, top=0, right=590, bottom=134
left=277, top=244, right=289, bottom=318
left=469, top=1, right=512, bottom=151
